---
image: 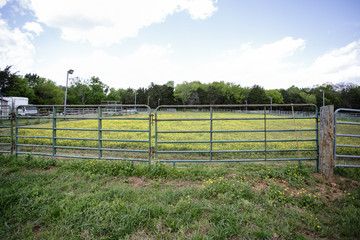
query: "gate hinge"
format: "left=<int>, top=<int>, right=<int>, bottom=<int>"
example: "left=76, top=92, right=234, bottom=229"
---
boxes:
left=9, top=112, right=16, bottom=121
left=149, top=147, right=156, bottom=159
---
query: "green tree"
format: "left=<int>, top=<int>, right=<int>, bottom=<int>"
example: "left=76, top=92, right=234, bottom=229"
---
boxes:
left=299, top=91, right=316, bottom=104
left=105, top=88, right=123, bottom=103
left=247, top=85, right=267, bottom=104
left=34, top=79, right=64, bottom=104
left=121, top=88, right=135, bottom=104
left=265, top=89, right=284, bottom=104
left=0, top=66, right=34, bottom=100
left=280, top=86, right=304, bottom=104
left=24, top=74, right=64, bottom=104
left=135, top=88, right=147, bottom=105
left=0, top=66, right=16, bottom=91
left=68, top=76, right=109, bottom=104
left=174, top=81, right=202, bottom=105
left=339, top=83, right=360, bottom=109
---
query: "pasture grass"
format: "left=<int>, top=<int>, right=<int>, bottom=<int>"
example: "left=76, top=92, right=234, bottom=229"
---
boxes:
left=1, top=154, right=360, bottom=239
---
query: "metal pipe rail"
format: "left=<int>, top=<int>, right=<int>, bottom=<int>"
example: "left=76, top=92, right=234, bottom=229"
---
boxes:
left=13, top=105, right=152, bottom=166
left=154, top=104, right=318, bottom=166
left=1, top=103, right=320, bottom=167
left=334, top=108, right=360, bottom=168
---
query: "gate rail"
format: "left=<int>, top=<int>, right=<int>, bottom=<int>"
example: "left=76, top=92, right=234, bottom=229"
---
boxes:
left=0, top=104, right=320, bottom=167
left=8, top=104, right=152, bottom=166
left=154, top=104, right=318, bottom=166
left=334, top=108, right=360, bottom=168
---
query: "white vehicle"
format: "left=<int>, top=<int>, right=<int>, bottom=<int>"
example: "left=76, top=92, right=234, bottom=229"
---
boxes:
left=1, top=97, right=38, bottom=116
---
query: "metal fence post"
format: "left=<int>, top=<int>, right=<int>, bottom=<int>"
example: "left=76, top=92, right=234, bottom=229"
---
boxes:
left=10, top=112, right=15, bottom=155
left=315, top=106, right=319, bottom=171
left=319, top=105, right=334, bottom=179
left=155, top=111, right=158, bottom=162
left=15, top=108, right=18, bottom=158
left=264, top=106, right=267, bottom=161
left=52, top=106, right=56, bottom=156
left=210, top=107, right=213, bottom=161
left=148, top=110, right=152, bottom=168
left=98, top=106, right=102, bottom=159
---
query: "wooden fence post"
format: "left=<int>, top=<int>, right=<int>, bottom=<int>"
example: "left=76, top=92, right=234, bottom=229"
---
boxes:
left=319, top=105, right=334, bottom=179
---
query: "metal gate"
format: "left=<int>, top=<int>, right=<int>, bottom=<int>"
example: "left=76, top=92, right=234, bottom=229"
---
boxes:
left=334, top=108, right=360, bottom=168
left=1, top=104, right=152, bottom=165
left=0, top=104, right=319, bottom=166
left=154, top=104, right=318, bottom=166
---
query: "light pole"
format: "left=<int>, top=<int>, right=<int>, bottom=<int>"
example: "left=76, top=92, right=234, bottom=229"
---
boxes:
left=269, top=96, right=272, bottom=112
left=320, top=89, right=325, bottom=107
left=245, top=100, right=247, bottom=112
left=64, top=69, right=74, bottom=116
left=158, top=98, right=160, bottom=107
left=134, top=92, right=138, bottom=111
left=147, top=96, right=150, bottom=107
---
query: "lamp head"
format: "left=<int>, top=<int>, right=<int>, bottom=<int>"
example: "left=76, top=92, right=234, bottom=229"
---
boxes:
left=68, top=69, right=74, bottom=74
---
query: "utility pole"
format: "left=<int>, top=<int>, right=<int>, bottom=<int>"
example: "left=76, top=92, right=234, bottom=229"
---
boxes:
left=64, top=69, right=74, bottom=116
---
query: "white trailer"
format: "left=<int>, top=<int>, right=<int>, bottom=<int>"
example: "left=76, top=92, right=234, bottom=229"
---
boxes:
left=1, top=97, right=38, bottom=116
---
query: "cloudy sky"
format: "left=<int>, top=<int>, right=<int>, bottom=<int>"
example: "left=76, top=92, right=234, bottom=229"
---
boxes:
left=1, top=0, right=360, bottom=90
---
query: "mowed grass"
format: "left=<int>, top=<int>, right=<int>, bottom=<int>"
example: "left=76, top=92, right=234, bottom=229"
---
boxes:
left=1, top=154, right=360, bottom=239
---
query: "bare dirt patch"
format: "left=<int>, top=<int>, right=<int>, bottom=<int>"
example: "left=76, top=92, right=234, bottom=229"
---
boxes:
left=129, top=176, right=149, bottom=187
left=116, top=176, right=204, bottom=189
left=310, top=173, right=360, bottom=202
left=24, top=166, right=57, bottom=175
left=33, top=222, right=44, bottom=235
left=164, top=179, right=203, bottom=188
left=253, top=181, right=269, bottom=190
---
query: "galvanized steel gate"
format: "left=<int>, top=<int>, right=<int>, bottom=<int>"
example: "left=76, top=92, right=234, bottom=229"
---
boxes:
left=0, top=104, right=319, bottom=166
left=334, top=108, right=360, bottom=168
left=154, top=104, right=318, bottom=166
left=0, top=104, right=152, bottom=166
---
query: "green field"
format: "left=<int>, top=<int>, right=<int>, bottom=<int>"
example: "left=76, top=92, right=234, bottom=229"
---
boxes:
left=1, top=155, right=360, bottom=239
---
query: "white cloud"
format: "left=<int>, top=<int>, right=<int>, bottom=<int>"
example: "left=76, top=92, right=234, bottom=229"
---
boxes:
left=0, top=0, right=9, bottom=8
left=296, top=40, right=360, bottom=87
left=310, top=40, right=360, bottom=74
left=185, top=37, right=360, bottom=89
left=22, top=21, right=43, bottom=35
left=37, top=37, right=360, bottom=90
left=181, top=0, right=218, bottom=19
left=25, top=0, right=217, bottom=46
left=0, top=18, right=35, bottom=72
left=37, top=44, right=178, bottom=89
left=188, top=37, right=307, bottom=89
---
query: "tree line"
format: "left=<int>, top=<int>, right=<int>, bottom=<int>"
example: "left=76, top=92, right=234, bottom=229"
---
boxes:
left=1, top=66, right=359, bottom=109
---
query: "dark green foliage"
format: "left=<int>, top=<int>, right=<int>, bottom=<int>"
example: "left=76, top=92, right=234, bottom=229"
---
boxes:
left=1, top=65, right=360, bottom=108
left=247, top=84, right=268, bottom=104
left=67, top=76, right=109, bottom=104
